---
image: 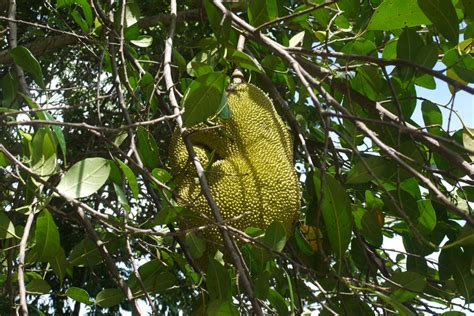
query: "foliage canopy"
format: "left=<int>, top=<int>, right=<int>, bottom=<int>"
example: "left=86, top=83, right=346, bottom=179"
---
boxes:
left=0, top=0, right=473, bottom=315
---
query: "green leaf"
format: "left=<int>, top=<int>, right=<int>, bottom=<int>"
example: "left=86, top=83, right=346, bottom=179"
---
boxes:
left=76, top=0, right=93, bottom=27
left=204, top=0, right=231, bottom=41
left=416, top=199, right=437, bottom=234
left=463, top=127, right=474, bottom=161
left=181, top=72, right=227, bottom=127
left=414, top=43, right=438, bottom=69
left=117, top=160, right=139, bottom=199
left=421, top=100, right=442, bottom=128
left=136, top=126, right=160, bottom=169
left=30, top=128, right=57, bottom=180
left=294, top=229, right=315, bottom=256
left=124, top=1, right=140, bottom=27
left=263, top=221, right=287, bottom=252
left=31, top=128, right=56, bottom=163
left=152, top=168, right=173, bottom=183
left=462, top=0, right=474, bottom=19
left=69, top=238, right=102, bottom=266
left=71, top=10, right=88, bottom=32
left=254, top=271, right=271, bottom=299
left=439, top=247, right=474, bottom=302
left=65, top=287, right=94, bottom=305
left=390, top=271, right=426, bottom=302
left=1, top=71, right=18, bottom=107
left=417, top=0, right=459, bottom=44
left=56, top=157, right=111, bottom=199
left=442, top=312, right=465, bottom=316
left=185, top=232, right=206, bottom=259
left=130, top=35, right=153, bottom=47
left=207, top=258, right=231, bottom=301
left=9, top=46, right=45, bottom=89
left=289, top=31, right=305, bottom=48
left=20, top=94, right=67, bottom=162
left=207, top=299, right=239, bottom=316
left=397, top=28, right=424, bottom=81
left=128, top=260, right=176, bottom=296
left=96, top=288, right=124, bottom=307
left=26, top=279, right=51, bottom=294
left=313, top=172, right=352, bottom=259
left=457, top=186, right=474, bottom=202
left=248, top=0, right=278, bottom=27
left=268, top=288, right=289, bottom=316
left=0, top=152, right=9, bottom=167
left=346, top=156, right=396, bottom=184
left=49, top=246, right=67, bottom=284
left=229, top=50, right=263, bottom=73
left=151, top=206, right=184, bottom=225
left=0, top=211, right=16, bottom=239
left=35, top=210, right=60, bottom=262
left=375, top=291, right=416, bottom=315
left=367, top=0, right=430, bottom=30
left=113, top=183, right=130, bottom=212
left=361, top=211, right=383, bottom=247
left=397, top=28, right=424, bottom=61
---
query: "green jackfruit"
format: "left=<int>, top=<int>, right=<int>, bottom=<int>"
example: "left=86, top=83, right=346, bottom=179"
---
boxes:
left=169, top=83, right=300, bottom=249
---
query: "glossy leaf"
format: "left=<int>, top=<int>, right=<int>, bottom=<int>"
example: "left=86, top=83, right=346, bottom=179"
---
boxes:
left=368, top=0, right=430, bottom=30
left=248, top=0, right=278, bottom=26
left=416, top=199, right=437, bottom=234
left=56, top=157, right=110, bottom=199
left=418, top=0, right=459, bottom=44
left=35, top=209, right=60, bottom=262
left=346, top=156, right=396, bottom=184
left=463, top=127, right=474, bottom=161
left=207, top=299, right=239, bottom=316
left=130, top=35, right=153, bottom=47
left=390, top=271, right=426, bottom=302
left=207, top=258, right=231, bottom=301
left=268, top=289, right=289, bottom=316
left=313, top=172, right=352, bottom=259
left=117, top=160, right=139, bottom=199
left=421, top=101, right=442, bottom=128
left=50, top=246, right=68, bottom=284
left=26, top=279, right=51, bottom=294
left=0, top=211, right=16, bottom=239
left=136, top=126, right=160, bottom=170
left=96, top=288, right=124, bottom=307
left=9, top=46, right=45, bottom=89
left=65, top=287, right=94, bottom=305
left=263, top=221, right=287, bottom=252
left=181, top=72, right=227, bottom=127
left=185, top=232, right=206, bottom=259
left=128, top=260, right=176, bottom=296
left=69, top=238, right=102, bottom=266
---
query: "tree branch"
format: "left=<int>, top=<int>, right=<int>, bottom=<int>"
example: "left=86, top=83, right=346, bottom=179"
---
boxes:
left=163, top=1, right=262, bottom=314
left=0, top=10, right=201, bottom=65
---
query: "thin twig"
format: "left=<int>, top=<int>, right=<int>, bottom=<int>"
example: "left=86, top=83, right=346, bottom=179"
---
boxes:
left=17, top=212, right=35, bottom=316
left=290, top=48, right=474, bottom=95
left=255, top=0, right=337, bottom=31
left=3, top=114, right=180, bottom=131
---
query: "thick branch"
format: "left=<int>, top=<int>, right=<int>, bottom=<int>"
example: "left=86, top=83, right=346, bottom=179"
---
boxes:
left=0, top=10, right=201, bottom=65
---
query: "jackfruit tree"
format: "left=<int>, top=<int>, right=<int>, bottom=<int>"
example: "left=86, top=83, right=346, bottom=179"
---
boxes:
left=0, top=0, right=473, bottom=315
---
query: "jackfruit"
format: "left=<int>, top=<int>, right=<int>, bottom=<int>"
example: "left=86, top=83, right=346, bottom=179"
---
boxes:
left=169, top=83, right=300, bottom=250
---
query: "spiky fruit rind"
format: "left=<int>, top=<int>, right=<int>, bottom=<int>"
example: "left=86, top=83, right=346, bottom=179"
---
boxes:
left=169, top=83, right=300, bottom=246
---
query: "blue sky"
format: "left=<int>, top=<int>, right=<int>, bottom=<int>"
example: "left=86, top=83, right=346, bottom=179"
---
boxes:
left=413, top=72, right=473, bottom=131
